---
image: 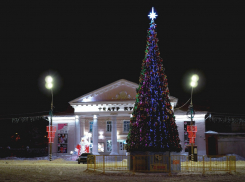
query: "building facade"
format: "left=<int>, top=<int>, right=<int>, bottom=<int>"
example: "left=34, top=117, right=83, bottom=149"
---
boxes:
left=205, top=112, right=245, bottom=158
left=50, top=79, right=207, bottom=156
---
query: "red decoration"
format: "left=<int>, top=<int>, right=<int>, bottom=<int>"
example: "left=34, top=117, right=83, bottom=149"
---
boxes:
left=189, top=138, right=195, bottom=144
left=48, top=132, right=55, bottom=138
left=85, top=145, right=89, bottom=153
left=46, top=126, right=56, bottom=143
left=76, top=144, right=81, bottom=155
left=187, top=126, right=197, bottom=144
left=187, top=126, right=197, bottom=132
left=48, top=137, right=55, bottom=143
left=188, top=132, right=196, bottom=138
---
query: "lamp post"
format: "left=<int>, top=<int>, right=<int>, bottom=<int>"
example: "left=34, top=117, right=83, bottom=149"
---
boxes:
left=189, top=74, right=198, bottom=161
left=45, top=75, right=53, bottom=161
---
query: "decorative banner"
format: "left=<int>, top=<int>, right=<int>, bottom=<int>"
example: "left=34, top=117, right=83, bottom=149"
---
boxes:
left=48, top=132, right=55, bottom=138
left=188, top=132, right=196, bottom=138
left=189, top=138, right=195, bottom=144
left=48, top=137, right=55, bottom=143
left=187, top=125, right=197, bottom=144
left=184, top=121, right=196, bottom=145
left=46, top=126, right=56, bottom=132
left=58, top=133, right=68, bottom=144
left=58, top=123, right=68, bottom=133
left=46, top=126, right=56, bottom=143
left=58, top=144, right=67, bottom=153
left=187, top=126, right=197, bottom=132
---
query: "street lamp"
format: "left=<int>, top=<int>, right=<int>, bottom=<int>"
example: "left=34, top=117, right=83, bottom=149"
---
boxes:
left=190, top=74, right=199, bottom=105
left=188, top=74, right=199, bottom=161
left=45, top=75, right=54, bottom=161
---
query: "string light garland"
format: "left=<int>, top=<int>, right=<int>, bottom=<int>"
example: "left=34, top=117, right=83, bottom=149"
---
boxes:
left=12, top=116, right=49, bottom=123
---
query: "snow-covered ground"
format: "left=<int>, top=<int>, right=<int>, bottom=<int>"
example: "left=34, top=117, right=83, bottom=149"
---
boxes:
left=0, top=155, right=245, bottom=182
left=1, top=154, right=78, bottom=161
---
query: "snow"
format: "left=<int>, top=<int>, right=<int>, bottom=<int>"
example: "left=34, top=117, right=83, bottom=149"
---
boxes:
left=1, top=155, right=245, bottom=181
left=205, top=130, right=218, bottom=134
left=226, top=154, right=245, bottom=161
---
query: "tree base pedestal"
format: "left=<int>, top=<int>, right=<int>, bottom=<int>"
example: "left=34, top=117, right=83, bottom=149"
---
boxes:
left=128, top=151, right=170, bottom=172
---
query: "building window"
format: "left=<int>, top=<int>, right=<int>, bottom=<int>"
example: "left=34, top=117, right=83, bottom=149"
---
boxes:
left=98, top=142, right=105, bottom=152
left=106, top=121, right=112, bottom=132
left=119, top=142, right=124, bottom=151
left=124, top=120, right=130, bottom=132
left=89, top=121, right=93, bottom=132
left=106, top=140, right=112, bottom=152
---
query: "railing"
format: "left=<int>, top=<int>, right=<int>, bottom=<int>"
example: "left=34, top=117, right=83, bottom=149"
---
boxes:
left=87, top=155, right=236, bottom=174
left=87, top=155, right=129, bottom=173
left=172, top=155, right=236, bottom=174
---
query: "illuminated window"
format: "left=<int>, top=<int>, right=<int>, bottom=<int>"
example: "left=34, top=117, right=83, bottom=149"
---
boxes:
left=89, top=121, right=93, bottom=132
left=123, top=121, right=130, bottom=132
left=106, top=121, right=112, bottom=132
left=106, top=140, right=112, bottom=152
left=124, top=121, right=130, bottom=132
left=98, top=142, right=104, bottom=152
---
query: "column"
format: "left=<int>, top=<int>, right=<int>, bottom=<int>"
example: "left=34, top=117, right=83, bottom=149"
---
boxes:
left=75, top=116, right=81, bottom=148
left=92, top=115, right=100, bottom=155
left=171, top=103, right=175, bottom=112
left=79, top=116, right=85, bottom=138
left=110, top=115, right=119, bottom=155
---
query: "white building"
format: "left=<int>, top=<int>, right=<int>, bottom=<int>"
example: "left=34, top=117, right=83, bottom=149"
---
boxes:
left=50, top=79, right=207, bottom=156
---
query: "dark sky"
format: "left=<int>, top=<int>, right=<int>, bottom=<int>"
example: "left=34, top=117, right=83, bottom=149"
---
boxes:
left=1, top=1, right=245, bottom=118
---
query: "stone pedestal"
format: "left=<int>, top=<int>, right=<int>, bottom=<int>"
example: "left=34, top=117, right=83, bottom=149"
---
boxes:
left=129, top=151, right=170, bottom=172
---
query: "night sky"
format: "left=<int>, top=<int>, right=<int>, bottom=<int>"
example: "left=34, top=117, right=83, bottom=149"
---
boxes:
left=1, top=1, right=245, bottom=119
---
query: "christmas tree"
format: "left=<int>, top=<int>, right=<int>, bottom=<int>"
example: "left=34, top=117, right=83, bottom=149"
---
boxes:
left=126, top=8, right=182, bottom=153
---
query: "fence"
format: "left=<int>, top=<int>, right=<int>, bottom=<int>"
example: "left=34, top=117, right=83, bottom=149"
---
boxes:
left=172, top=155, right=236, bottom=174
left=87, top=155, right=236, bottom=174
left=87, top=155, right=129, bottom=173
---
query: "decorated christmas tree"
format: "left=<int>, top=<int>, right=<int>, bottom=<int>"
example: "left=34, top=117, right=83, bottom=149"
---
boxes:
left=126, top=8, right=182, bottom=153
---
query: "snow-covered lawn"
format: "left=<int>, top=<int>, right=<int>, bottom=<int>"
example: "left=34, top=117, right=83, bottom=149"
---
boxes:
left=0, top=158, right=245, bottom=181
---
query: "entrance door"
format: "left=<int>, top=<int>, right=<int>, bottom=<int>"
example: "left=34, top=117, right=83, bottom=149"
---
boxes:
left=208, top=136, right=217, bottom=155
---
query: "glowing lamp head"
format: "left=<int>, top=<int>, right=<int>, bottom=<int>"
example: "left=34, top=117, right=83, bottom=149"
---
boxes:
left=191, top=74, right=199, bottom=82
left=45, top=75, right=53, bottom=89
left=45, top=76, right=53, bottom=83
left=45, top=82, right=53, bottom=89
left=190, top=81, right=198, bottom=87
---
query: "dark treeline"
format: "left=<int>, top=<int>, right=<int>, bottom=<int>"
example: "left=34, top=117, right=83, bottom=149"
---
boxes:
left=0, top=117, right=49, bottom=158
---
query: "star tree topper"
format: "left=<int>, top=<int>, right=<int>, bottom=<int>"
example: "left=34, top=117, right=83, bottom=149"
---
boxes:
left=148, top=7, right=158, bottom=20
